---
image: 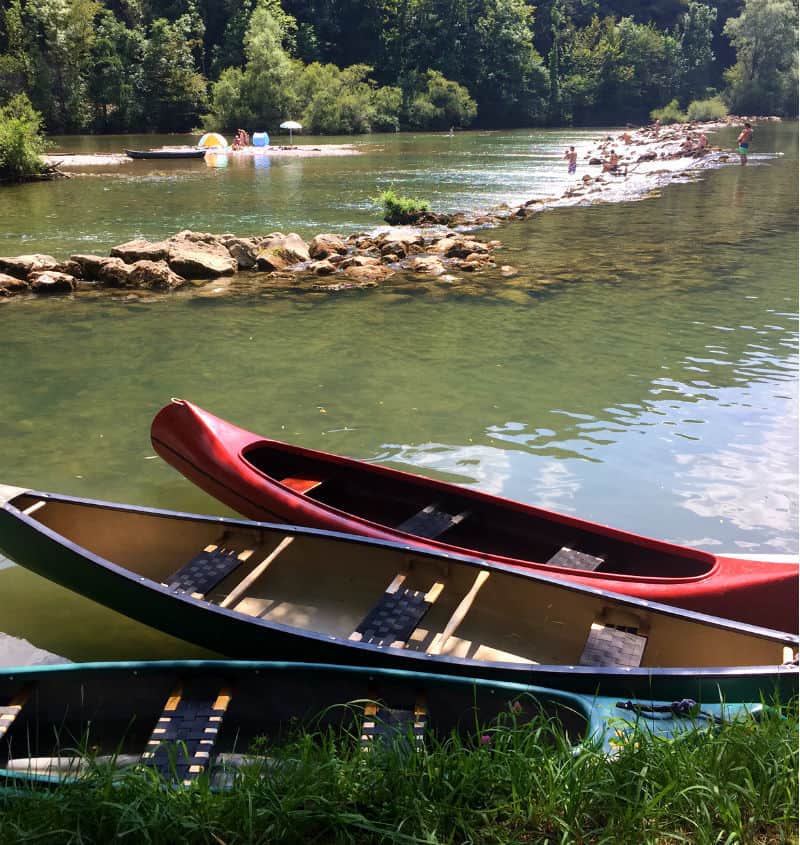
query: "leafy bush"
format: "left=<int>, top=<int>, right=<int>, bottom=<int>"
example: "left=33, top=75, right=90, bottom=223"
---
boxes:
left=0, top=94, right=49, bottom=183
left=650, top=99, right=688, bottom=124
left=405, top=70, right=477, bottom=130
left=686, top=96, right=728, bottom=121
left=376, top=189, right=430, bottom=224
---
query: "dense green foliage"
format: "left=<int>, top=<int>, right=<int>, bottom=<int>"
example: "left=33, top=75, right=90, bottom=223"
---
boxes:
left=0, top=703, right=796, bottom=844
left=377, top=188, right=431, bottom=223
left=0, top=92, right=48, bottom=181
left=0, top=0, right=797, bottom=135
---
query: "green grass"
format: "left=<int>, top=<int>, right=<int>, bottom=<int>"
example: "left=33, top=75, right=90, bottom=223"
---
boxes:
left=1, top=704, right=797, bottom=845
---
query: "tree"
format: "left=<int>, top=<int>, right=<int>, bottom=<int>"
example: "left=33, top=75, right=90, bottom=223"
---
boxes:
left=0, top=93, right=49, bottom=182
left=405, top=69, right=476, bottom=129
left=140, top=15, right=208, bottom=131
left=676, top=1, right=717, bottom=100
left=723, top=0, right=799, bottom=115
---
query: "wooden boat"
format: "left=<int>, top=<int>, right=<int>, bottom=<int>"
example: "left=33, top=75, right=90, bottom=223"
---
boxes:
left=0, top=659, right=770, bottom=786
left=0, top=485, right=796, bottom=703
left=124, top=148, right=206, bottom=160
left=150, top=400, right=799, bottom=632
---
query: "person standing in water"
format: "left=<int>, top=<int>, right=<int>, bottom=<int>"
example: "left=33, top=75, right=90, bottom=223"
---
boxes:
left=565, top=145, right=577, bottom=175
left=737, top=122, right=753, bottom=165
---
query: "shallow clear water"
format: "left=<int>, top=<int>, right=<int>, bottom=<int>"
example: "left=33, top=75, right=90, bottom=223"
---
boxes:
left=1, top=123, right=796, bottom=661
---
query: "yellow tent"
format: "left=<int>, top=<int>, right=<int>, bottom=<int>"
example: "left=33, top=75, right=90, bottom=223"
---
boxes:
left=198, top=132, right=228, bottom=149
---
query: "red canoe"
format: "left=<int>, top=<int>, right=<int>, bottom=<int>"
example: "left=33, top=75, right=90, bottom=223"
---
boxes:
left=151, top=399, right=799, bottom=632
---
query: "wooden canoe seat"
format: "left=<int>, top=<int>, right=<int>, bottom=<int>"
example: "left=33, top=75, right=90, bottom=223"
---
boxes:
left=141, top=684, right=231, bottom=784
left=547, top=545, right=606, bottom=572
left=280, top=476, right=324, bottom=495
left=0, top=687, right=30, bottom=742
left=397, top=502, right=470, bottom=540
left=165, top=545, right=253, bottom=598
left=350, top=574, right=444, bottom=648
left=361, top=695, right=428, bottom=752
left=579, top=623, right=647, bottom=668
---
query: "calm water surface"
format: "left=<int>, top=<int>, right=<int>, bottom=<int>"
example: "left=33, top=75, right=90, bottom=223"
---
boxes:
left=1, top=123, right=797, bottom=660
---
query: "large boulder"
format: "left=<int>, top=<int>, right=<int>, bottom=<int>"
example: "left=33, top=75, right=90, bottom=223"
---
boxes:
left=221, top=237, right=260, bottom=270
left=0, top=254, right=59, bottom=280
left=341, top=264, right=394, bottom=284
left=71, top=255, right=134, bottom=287
left=405, top=255, right=447, bottom=276
left=0, top=273, right=28, bottom=296
left=255, top=233, right=311, bottom=271
left=110, top=239, right=170, bottom=263
left=166, top=241, right=237, bottom=279
left=309, top=233, right=347, bottom=259
left=128, top=260, right=186, bottom=290
left=28, top=270, right=77, bottom=293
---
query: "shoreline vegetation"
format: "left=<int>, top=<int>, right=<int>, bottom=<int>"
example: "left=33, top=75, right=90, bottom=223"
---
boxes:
left=1, top=700, right=797, bottom=844
left=0, top=115, right=779, bottom=304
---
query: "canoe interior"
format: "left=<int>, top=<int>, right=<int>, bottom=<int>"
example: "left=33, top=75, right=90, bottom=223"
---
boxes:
left=9, top=493, right=788, bottom=673
left=243, top=444, right=713, bottom=578
left=0, top=664, right=590, bottom=772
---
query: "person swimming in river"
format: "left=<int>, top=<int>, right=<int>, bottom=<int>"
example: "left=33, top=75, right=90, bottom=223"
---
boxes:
left=737, top=122, right=753, bottom=165
left=565, top=145, right=578, bottom=174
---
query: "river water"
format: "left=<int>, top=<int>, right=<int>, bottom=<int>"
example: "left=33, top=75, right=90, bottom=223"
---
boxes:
left=1, top=123, right=797, bottom=660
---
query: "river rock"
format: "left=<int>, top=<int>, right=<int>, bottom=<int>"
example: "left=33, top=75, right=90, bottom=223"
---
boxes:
left=110, top=239, right=170, bottom=263
left=444, top=238, right=489, bottom=259
left=165, top=239, right=237, bottom=279
left=0, top=273, right=29, bottom=295
left=309, top=259, right=337, bottom=275
left=0, top=254, right=59, bottom=280
left=128, top=260, right=186, bottom=290
left=406, top=255, right=447, bottom=276
left=309, top=234, right=347, bottom=259
left=339, top=254, right=380, bottom=269
left=221, top=237, right=260, bottom=270
left=256, top=233, right=311, bottom=270
left=341, top=264, right=394, bottom=284
left=28, top=270, right=77, bottom=293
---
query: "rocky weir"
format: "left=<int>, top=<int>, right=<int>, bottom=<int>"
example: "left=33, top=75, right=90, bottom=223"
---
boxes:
left=0, top=226, right=507, bottom=301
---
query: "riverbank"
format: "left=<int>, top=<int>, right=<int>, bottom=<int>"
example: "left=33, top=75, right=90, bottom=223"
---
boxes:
left=0, top=702, right=796, bottom=844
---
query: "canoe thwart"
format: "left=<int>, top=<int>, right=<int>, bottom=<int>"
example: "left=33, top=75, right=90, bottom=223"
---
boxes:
left=361, top=695, right=428, bottom=751
left=166, top=545, right=251, bottom=597
left=547, top=545, right=607, bottom=571
left=280, top=476, right=325, bottom=495
left=142, top=684, right=231, bottom=783
left=350, top=576, right=443, bottom=648
left=579, top=623, right=647, bottom=668
left=397, top=502, right=471, bottom=540
left=219, top=536, right=294, bottom=609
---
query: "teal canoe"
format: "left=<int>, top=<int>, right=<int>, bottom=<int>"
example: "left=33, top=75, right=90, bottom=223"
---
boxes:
left=0, top=659, right=776, bottom=786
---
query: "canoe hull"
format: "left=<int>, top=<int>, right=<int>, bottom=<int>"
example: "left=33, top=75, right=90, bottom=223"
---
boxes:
left=125, top=149, right=205, bottom=159
left=0, top=490, right=795, bottom=703
left=0, top=659, right=774, bottom=785
left=150, top=400, right=799, bottom=632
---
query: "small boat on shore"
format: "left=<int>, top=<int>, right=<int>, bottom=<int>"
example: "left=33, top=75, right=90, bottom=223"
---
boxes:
left=0, top=484, right=795, bottom=702
left=0, top=659, right=769, bottom=785
left=150, top=400, right=799, bottom=632
left=124, top=148, right=206, bottom=160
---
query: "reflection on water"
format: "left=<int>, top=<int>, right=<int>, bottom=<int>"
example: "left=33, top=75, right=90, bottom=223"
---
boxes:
left=0, top=123, right=796, bottom=660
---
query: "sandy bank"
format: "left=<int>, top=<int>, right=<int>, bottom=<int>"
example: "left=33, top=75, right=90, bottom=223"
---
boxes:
left=44, top=143, right=360, bottom=168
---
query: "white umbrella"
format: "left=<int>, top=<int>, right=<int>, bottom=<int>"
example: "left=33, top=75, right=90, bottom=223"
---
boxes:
left=279, top=120, right=302, bottom=143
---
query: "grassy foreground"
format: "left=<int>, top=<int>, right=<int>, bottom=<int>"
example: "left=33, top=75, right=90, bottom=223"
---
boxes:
left=1, top=705, right=797, bottom=845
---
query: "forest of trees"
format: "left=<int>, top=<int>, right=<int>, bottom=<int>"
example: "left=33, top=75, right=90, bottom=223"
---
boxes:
left=0, top=0, right=796, bottom=135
